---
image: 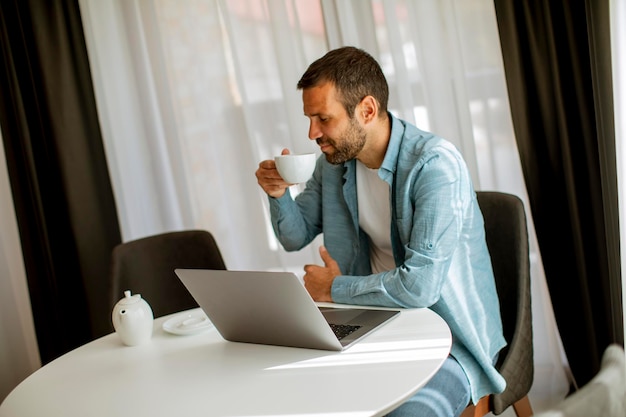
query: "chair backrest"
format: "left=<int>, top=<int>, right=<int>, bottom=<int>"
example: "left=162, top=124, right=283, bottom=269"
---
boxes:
left=476, top=191, right=533, bottom=413
left=532, top=344, right=626, bottom=417
left=109, top=230, right=226, bottom=319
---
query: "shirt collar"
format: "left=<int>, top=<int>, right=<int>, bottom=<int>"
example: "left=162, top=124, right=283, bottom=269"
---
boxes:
left=379, top=112, right=404, bottom=182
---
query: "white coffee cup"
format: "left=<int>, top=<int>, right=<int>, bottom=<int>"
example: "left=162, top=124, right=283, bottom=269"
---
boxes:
left=274, top=153, right=316, bottom=184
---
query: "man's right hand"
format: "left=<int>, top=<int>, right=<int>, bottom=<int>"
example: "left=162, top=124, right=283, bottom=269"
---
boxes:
left=255, top=148, right=291, bottom=198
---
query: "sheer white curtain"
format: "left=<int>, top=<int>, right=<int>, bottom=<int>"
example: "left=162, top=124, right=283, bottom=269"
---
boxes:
left=0, top=130, right=40, bottom=403
left=78, top=0, right=569, bottom=410
left=79, top=0, right=324, bottom=273
left=610, top=0, right=626, bottom=362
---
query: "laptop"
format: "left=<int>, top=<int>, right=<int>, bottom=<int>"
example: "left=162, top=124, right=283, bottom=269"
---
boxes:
left=174, top=269, right=399, bottom=351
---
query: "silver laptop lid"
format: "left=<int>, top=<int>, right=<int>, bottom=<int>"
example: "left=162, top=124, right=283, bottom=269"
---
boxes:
left=174, top=269, right=398, bottom=351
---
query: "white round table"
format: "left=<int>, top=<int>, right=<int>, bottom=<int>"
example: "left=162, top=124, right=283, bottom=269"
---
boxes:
left=0, top=306, right=451, bottom=417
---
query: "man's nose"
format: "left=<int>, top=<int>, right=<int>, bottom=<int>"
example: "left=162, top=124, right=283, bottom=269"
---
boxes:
left=308, top=121, right=322, bottom=141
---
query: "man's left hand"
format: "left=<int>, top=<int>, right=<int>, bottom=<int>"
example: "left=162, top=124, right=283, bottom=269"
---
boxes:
left=303, top=246, right=341, bottom=302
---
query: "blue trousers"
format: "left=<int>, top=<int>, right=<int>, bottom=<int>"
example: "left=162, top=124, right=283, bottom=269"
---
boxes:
left=387, top=356, right=471, bottom=417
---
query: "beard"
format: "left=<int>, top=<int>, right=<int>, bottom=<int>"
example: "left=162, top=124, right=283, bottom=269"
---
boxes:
left=317, top=118, right=367, bottom=165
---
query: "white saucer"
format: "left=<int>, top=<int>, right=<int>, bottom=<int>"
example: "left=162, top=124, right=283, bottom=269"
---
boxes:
left=163, top=310, right=213, bottom=336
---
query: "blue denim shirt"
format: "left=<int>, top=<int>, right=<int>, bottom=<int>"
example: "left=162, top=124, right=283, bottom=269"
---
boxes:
left=269, top=114, right=506, bottom=402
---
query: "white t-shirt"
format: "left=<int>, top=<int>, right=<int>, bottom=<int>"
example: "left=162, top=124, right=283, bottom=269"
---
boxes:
left=356, top=161, right=395, bottom=273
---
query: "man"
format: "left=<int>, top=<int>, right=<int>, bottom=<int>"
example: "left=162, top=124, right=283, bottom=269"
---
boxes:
left=255, top=46, right=506, bottom=417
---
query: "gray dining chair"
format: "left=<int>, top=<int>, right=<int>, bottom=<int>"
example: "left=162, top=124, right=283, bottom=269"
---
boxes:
left=462, top=191, right=534, bottom=417
left=109, top=230, right=227, bottom=320
left=532, top=344, right=626, bottom=417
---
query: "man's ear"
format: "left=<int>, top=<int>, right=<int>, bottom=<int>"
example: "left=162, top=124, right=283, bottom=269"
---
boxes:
left=357, top=95, right=378, bottom=124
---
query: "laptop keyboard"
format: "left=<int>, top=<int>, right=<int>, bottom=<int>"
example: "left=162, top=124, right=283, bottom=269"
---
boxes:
left=329, top=323, right=362, bottom=340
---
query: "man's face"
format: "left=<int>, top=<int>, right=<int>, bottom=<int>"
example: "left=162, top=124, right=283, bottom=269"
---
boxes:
left=302, top=82, right=366, bottom=165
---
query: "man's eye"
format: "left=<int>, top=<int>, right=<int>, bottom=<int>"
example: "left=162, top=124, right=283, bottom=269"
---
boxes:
left=320, top=117, right=328, bottom=122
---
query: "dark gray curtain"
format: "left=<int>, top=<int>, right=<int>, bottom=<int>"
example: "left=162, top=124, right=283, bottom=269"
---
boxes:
left=0, top=0, right=121, bottom=364
left=493, top=0, right=622, bottom=387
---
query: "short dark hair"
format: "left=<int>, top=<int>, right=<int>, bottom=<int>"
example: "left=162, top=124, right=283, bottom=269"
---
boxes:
left=297, top=46, right=389, bottom=118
